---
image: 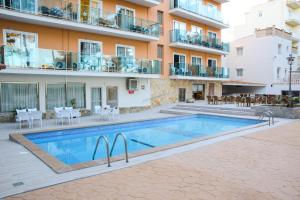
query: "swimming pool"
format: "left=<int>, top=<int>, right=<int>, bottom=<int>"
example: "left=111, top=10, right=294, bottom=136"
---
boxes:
left=24, top=115, right=263, bottom=166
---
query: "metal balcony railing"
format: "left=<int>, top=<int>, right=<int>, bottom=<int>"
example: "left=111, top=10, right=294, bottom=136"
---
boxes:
left=0, top=45, right=161, bottom=75
left=169, top=63, right=230, bottom=78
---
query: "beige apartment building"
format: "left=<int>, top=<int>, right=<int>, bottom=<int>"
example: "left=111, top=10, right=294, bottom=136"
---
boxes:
left=0, top=0, right=229, bottom=119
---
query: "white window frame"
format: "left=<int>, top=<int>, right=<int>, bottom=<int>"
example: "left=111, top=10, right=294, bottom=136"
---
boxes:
left=191, top=55, right=202, bottom=65
left=191, top=25, right=202, bottom=35
left=173, top=20, right=186, bottom=31
left=116, top=5, right=136, bottom=25
left=236, top=47, right=243, bottom=56
left=116, top=44, right=136, bottom=58
left=173, top=53, right=186, bottom=63
left=207, top=58, right=218, bottom=67
left=3, top=29, right=38, bottom=48
left=208, top=30, right=217, bottom=39
left=236, top=68, right=244, bottom=77
left=78, top=39, right=103, bottom=54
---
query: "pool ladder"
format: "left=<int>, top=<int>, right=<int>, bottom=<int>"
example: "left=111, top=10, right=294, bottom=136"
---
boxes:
left=92, top=133, right=129, bottom=167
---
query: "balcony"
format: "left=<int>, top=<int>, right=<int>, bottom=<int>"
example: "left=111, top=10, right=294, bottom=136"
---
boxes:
left=169, top=63, right=230, bottom=80
left=287, top=0, right=300, bottom=9
left=0, top=1, right=160, bottom=42
left=169, top=30, right=229, bottom=55
left=285, top=13, right=300, bottom=27
left=123, top=0, right=160, bottom=7
left=0, top=46, right=161, bottom=78
left=169, top=0, right=229, bottom=29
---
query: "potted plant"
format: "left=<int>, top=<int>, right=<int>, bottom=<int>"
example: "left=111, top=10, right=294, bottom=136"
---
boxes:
left=70, top=98, right=76, bottom=108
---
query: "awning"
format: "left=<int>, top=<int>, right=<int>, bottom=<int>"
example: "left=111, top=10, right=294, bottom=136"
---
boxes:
left=222, top=81, right=266, bottom=87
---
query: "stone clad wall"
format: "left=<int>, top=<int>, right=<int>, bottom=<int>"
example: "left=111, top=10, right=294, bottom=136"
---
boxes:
left=150, top=79, right=223, bottom=106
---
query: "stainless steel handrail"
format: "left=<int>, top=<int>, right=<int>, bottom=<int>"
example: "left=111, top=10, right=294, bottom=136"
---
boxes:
left=92, top=135, right=111, bottom=167
left=110, top=133, right=129, bottom=163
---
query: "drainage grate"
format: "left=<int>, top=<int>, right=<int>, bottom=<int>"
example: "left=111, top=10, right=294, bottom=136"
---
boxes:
left=12, top=182, right=24, bottom=187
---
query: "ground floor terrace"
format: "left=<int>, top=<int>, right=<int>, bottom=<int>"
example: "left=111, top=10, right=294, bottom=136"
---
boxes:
left=0, top=73, right=224, bottom=121
left=0, top=105, right=299, bottom=199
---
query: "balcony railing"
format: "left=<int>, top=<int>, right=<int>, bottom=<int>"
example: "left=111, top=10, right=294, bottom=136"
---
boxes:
left=170, top=0, right=227, bottom=25
left=170, top=30, right=229, bottom=52
left=0, top=45, right=161, bottom=75
left=0, top=0, right=160, bottom=38
left=169, top=63, right=229, bottom=78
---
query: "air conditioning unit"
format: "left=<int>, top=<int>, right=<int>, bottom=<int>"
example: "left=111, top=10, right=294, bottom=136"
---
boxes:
left=126, top=78, right=138, bottom=91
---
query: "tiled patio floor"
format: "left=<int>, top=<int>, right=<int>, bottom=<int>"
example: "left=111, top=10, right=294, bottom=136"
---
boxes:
left=6, top=120, right=300, bottom=200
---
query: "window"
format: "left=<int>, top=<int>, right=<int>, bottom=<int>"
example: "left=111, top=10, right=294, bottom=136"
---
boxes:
left=208, top=59, right=217, bottom=68
left=157, top=45, right=163, bottom=59
left=46, top=83, right=85, bottom=110
left=4, top=29, right=37, bottom=48
left=173, top=20, right=186, bottom=31
left=3, top=0, right=36, bottom=13
left=236, top=68, right=244, bottom=77
left=191, top=56, right=202, bottom=67
left=0, top=83, right=38, bottom=112
left=258, top=11, right=262, bottom=17
left=277, top=67, right=281, bottom=79
left=236, top=47, right=243, bottom=56
left=191, top=26, right=202, bottom=35
left=278, top=44, right=282, bottom=55
left=79, top=40, right=102, bottom=70
left=91, top=88, right=102, bottom=113
left=116, top=45, right=135, bottom=58
left=157, top=10, right=164, bottom=35
left=208, top=31, right=217, bottom=43
left=116, top=5, right=135, bottom=28
left=4, top=29, right=38, bottom=68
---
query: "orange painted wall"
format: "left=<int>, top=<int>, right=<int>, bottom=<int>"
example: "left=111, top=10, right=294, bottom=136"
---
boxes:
left=0, top=0, right=224, bottom=77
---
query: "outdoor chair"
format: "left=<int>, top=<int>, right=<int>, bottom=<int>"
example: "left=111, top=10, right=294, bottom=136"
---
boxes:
left=207, top=96, right=213, bottom=104
left=16, top=111, right=31, bottom=129
left=31, top=111, right=43, bottom=128
left=70, top=109, right=81, bottom=124
left=54, top=107, right=70, bottom=125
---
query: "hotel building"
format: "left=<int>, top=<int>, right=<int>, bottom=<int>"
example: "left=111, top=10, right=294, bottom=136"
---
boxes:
left=0, top=0, right=229, bottom=120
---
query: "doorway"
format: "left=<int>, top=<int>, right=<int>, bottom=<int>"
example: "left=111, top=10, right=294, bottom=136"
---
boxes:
left=173, top=54, right=186, bottom=74
left=193, top=84, right=205, bottom=100
left=91, top=88, right=102, bottom=112
left=178, top=88, right=186, bottom=102
left=106, top=86, right=118, bottom=108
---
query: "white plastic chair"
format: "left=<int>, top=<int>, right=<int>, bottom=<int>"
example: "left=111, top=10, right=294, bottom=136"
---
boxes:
left=71, top=109, right=81, bottom=124
left=54, top=107, right=70, bottom=125
left=31, top=111, right=43, bottom=128
left=111, top=107, right=120, bottom=120
left=16, top=112, right=31, bottom=129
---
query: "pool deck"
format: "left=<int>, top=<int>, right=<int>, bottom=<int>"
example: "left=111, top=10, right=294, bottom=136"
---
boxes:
left=0, top=105, right=299, bottom=199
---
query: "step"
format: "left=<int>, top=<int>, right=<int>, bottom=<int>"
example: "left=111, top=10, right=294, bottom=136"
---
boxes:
left=172, top=106, right=255, bottom=116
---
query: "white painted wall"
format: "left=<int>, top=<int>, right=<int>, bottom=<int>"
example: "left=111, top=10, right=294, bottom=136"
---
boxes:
left=234, top=0, right=300, bottom=58
left=224, top=31, right=296, bottom=94
left=0, top=74, right=152, bottom=112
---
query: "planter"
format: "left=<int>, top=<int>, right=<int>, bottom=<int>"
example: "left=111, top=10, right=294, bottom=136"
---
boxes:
left=252, top=105, right=300, bottom=119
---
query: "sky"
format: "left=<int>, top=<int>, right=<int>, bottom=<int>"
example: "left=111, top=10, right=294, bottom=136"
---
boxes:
left=222, top=0, right=268, bottom=42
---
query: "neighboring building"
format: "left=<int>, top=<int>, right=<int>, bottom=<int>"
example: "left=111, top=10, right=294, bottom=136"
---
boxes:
left=234, top=0, right=300, bottom=69
left=224, top=0, right=300, bottom=96
left=0, top=0, right=229, bottom=118
left=224, top=27, right=300, bottom=95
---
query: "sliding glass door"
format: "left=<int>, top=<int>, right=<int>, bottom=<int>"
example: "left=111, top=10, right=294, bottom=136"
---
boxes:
left=79, top=40, right=102, bottom=71
left=0, top=83, right=38, bottom=112
left=91, top=88, right=102, bottom=112
left=4, top=0, right=37, bottom=13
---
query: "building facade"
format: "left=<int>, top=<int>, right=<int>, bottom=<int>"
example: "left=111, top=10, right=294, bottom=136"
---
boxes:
left=234, top=0, right=300, bottom=68
left=224, top=0, right=300, bottom=96
left=0, top=0, right=229, bottom=118
left=224, top=27, right=300, bottom=95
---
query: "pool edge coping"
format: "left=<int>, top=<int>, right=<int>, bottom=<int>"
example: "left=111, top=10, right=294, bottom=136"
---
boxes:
left=9, top=114, right=269, bottom=174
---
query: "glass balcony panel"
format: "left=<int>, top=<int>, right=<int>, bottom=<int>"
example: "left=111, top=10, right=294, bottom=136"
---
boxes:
left=2, top=46, right=161, bottom=75
left=170, top=62, right=229, bottom=78
left=170, top=30, right=229, bottom=52
left=2, top=0, right=159, bottom=37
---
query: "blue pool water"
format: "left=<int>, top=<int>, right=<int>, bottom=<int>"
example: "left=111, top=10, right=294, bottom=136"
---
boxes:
left=26, top=115, right=262, bottom=165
